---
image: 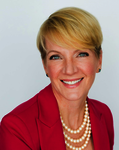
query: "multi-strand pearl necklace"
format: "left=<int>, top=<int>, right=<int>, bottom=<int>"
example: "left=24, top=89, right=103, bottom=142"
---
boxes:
left=60, top=101, right=91, bottom=150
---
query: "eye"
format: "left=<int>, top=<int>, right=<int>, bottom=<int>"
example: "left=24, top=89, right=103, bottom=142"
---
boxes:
left=78, top=52, right=89, bottom=57
left=49, top=55, right=60, bottom=60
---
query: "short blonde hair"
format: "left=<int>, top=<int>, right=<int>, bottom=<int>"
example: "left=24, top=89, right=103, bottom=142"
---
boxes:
left=37, top=7, right=103, bottom=62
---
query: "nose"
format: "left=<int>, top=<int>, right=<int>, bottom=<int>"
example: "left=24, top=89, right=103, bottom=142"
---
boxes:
left=62, top=59, right=78, bottom=75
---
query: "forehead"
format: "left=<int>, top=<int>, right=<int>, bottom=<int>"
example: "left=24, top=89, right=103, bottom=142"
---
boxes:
left=45, top=38, right=89, bottom=51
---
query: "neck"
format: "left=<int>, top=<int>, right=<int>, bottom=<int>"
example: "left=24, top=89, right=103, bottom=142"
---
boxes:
left=54, top=93, right=87, bottom=130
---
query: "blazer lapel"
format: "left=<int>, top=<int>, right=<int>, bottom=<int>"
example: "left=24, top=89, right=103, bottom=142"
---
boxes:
left=36, top=84, right=66, bottom=150
left=88, top=98, right=111, bottom=150
left=36, top=85, right=111, bottom=150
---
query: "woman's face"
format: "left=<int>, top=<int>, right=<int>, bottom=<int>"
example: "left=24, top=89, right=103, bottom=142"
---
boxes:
left=43, top=39, right=102, bottom=102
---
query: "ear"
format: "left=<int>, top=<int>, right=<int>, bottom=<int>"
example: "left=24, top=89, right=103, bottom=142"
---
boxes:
left=96, top=50, right=102, bottom=73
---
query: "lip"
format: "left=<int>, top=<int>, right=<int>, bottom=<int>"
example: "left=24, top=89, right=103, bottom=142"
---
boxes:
left=60, top=78, right=83, bottom=82
left=60, top=78, right=84, bottom=88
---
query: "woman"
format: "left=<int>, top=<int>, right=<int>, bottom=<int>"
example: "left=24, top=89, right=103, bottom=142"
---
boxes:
left=0, top=7, right=114, bottom=150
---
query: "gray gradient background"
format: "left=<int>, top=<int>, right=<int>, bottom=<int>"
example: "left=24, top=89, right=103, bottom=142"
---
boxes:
left=0, top=0, right=118, bottom=149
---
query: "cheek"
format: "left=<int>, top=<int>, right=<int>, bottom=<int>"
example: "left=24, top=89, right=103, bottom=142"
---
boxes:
left=46, top=63, right=61, bottom=79
left=80, top=62, right=97, bottom=75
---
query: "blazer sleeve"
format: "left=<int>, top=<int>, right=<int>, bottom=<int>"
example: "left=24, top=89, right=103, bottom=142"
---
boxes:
left=0, top=114, right=34, bottom=150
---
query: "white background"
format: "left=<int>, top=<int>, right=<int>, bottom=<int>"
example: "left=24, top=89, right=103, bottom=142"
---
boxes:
left=0, top=0, right=118, bottom=149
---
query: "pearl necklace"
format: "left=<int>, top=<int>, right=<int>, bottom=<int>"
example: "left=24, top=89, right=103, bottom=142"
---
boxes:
left=60, top=101, right=91, bottom=150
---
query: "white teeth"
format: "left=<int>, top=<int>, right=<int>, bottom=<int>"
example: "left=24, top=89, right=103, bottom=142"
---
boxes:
left=63, top=79, right=82, bottom=85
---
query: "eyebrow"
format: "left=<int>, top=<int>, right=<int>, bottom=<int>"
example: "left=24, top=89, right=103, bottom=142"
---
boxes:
left=47, top=50, right=61, bottom=55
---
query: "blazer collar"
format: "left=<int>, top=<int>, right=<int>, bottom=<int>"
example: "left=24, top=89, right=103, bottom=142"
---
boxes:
left=36, top=84, right=66, bottom=150
left=88, top=98, right=111, bottom=150
left=37, top=84, right=60, bottom=127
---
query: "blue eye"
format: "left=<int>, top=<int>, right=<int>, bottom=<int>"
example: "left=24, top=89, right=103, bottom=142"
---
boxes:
left=78, top=52, right=89, bottom=57
left=50, top=55, right=60, bottom=60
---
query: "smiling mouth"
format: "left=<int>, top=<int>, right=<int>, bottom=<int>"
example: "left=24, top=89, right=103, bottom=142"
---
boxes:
left=61, top=78, right=83, bottom=85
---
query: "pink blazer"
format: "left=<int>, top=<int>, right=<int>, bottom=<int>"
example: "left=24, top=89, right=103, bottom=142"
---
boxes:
left=0, top=84, right=114, bottom=150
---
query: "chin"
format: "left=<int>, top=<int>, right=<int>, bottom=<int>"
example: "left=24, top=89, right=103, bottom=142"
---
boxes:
left=63, top=93, right=85, bottom=102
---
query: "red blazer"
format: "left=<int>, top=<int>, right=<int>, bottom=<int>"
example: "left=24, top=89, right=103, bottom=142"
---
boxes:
left=0, top=84, right=114, bottom=150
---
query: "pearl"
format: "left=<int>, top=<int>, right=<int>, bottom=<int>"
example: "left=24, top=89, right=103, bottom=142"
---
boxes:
left=77, top=130, right=80, bottom=133
left=74, top=140, right=76, bottom=143
left=86, top=126, right=89, bottom=130
left=83, top=122, right=86, bottom=125
left=80, top=138, right=82, bottom=142
left=85, top=131, right=88, bottom=134
left=71, top=130, right=73, bottom=133
left=89, top=130, right=91, bottom=134
left=74, top=131, right=77, bottom=134
left=79, top=127, right=82, bottom=130
left=87, top=137, right=89, bottom=141
left=84, top=133, right=86, bottom=137
left=65, top=126, right=68, bottom=129
left=85, top=107, right=88, bottom=111
left=85, top=141, right=88, bottom=144
left=84, top=118, right=87, bottom=122
left=77, top=139, right=79, bottom=142
left=71, top=139, right=73, bottom=142
left=84, top=144, right=86, bottom=147
left=85, top=111, right=88, bottom=114
left=84, top=115, right=88, bottom=118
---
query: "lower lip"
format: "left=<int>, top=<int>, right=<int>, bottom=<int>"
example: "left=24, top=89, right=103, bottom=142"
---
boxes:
left=61, top=79, right=83, bottom=89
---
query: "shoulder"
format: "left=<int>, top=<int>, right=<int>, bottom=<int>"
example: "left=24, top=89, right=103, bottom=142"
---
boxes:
left=2, top=92, right=39, bottom=123
left=0, top=92, right=40, bottom=136
left=88, top=98, right=113, bottom=117
left=88, top=98, right=114, bottom=126
left=0, top=84, right=53, bottom=129
left=2, top=84, right=52, bottom=119
left=88, top=98, right=114, bottom=148
left=0, top=87, right=46, bottom=150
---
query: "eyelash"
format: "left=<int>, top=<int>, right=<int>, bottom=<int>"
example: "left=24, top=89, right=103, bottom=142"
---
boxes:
left=49, top=55, right=60, bottom=60
left=78, top=52, right=89, bottom=57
